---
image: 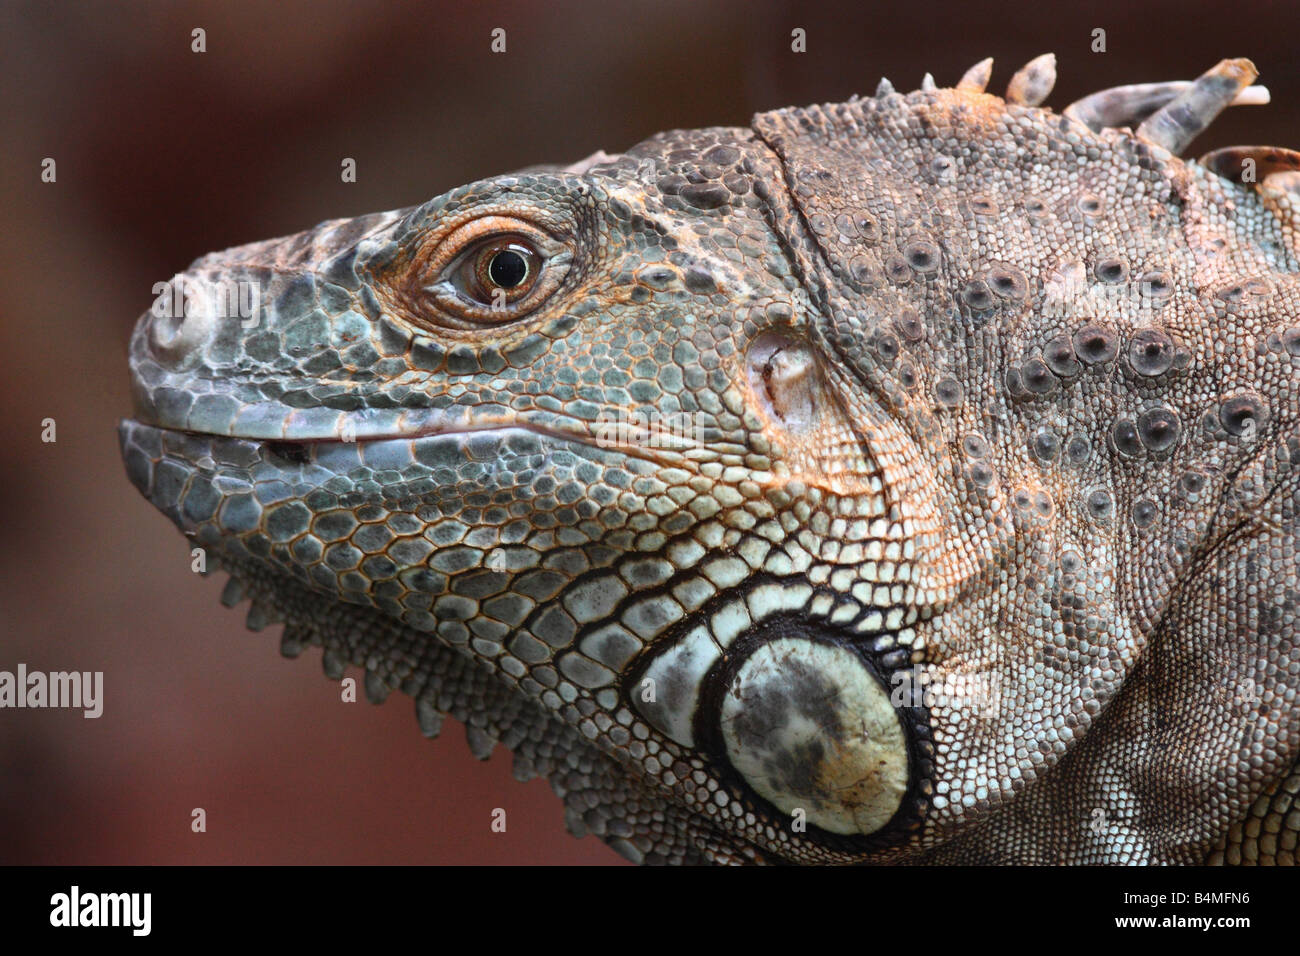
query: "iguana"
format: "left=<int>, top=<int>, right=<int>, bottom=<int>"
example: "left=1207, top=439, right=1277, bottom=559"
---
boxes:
left=120, top=55, right=1300, bottom=864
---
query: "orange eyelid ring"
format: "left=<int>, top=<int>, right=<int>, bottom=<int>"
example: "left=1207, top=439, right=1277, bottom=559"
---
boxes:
left=419, top=215, right=558, bottom=277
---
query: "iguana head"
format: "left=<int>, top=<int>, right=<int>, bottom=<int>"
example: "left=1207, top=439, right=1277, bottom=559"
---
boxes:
left=122, top=55, right=1300, bottom=864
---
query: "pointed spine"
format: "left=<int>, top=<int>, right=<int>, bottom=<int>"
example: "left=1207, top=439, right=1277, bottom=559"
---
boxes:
left=219, top=577, right=246, bottom=607
left=321, top=647, right=347, bottom=680
left=279, top=624, right=309, bottom=659
left=415, top=697, right=444, bottom=739
left=1005, top=53, right=1056, bottom=106
left=363, top=669, right=390, bottom=704
left=956, top=58, right=993, bottom=93
left=1136, top=58, right=1258, bottom=154
left=1065, top=81, right=1268, bottom=132
left=465, top=724, right=496, bottom=760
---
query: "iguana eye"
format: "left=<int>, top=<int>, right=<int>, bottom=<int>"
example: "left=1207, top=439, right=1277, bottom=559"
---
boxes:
left=461, top=237, right=540, bottom=305
left=409, top=214, right=570, bottom=328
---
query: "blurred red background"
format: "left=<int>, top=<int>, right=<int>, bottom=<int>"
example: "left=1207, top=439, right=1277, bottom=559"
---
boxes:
left=2, top=0, right=1297, bottom=864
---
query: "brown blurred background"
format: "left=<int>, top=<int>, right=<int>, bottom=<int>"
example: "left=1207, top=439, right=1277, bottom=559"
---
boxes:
left=2, top=0, right=1297, bottom=865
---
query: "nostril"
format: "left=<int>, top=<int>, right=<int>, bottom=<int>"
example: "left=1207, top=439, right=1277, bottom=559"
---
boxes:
left=145, top=274, right=218, bottom=370
left=148, top=309, right=188, bottom=351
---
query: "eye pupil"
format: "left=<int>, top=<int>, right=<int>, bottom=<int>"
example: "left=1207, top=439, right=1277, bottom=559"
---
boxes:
left=488, top=249, right=529, bottom=289
left=442, top=230, right=548, bottom=321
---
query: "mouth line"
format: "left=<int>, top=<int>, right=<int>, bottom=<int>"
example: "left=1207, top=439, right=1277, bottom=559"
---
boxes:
left=122, top=416, right=710, bottom=470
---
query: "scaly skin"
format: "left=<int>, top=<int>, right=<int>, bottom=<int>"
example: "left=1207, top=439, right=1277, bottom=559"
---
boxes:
left=121, top=56, right=1300, bottom=864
